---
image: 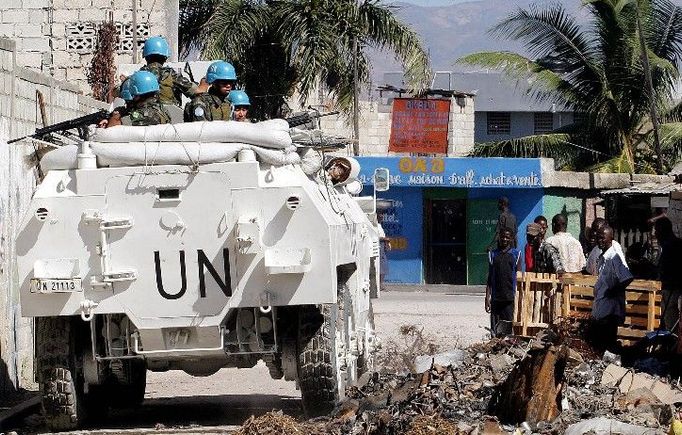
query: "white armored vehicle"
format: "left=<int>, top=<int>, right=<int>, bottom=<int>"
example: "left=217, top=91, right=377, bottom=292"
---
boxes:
left=16, top=118, right=384, bottom=430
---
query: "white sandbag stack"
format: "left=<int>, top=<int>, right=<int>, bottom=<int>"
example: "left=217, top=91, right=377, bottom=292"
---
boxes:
left=90, top=120, right=292, bottom=149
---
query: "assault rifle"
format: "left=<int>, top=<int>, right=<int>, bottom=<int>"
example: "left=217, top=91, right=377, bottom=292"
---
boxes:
left=7, top=109, right=110, bottom=144
left=286, top=111, right=340, bottom=128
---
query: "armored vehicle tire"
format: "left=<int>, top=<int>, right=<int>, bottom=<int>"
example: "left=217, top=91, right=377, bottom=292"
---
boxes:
left=36, top=317, right=85, bottom=431
left=296, top=302, right=345, bottom=417
left=108, top=360, right=147, bottom=408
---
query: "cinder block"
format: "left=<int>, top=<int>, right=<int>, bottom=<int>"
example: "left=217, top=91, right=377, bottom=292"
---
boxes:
left=52, top=10, right=76, bottom=23
left=0, top=24, right=15, bottom=39
left=16, top=52, right=42, bottom=68
left=51, top=38, right=67, bottom=51
left=4, top=0, right=23, bottom=8
left=29, top=10, right=48, bottom=22
left=79, top=8, right=105, bottom=21
left=22, top=0, right=50, bottom=8
left=2, top=10, right=29, bottom=23
left=21, top=37, right=49, bottom=52
left=16, top=25, right=43, bottom=38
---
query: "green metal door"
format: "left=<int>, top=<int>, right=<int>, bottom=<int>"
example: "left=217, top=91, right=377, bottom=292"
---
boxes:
left=467, top=199, right=499, bottom=284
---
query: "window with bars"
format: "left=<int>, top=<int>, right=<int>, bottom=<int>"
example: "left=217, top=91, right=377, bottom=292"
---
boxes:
left=67, top=22, right=151, bottom=53
left=534, top=112, right=554, bottom=134
left=486, top=112, right=511, bottom=135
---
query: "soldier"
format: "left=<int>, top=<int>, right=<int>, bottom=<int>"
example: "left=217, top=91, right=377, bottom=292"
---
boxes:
left=106, top=71, right=171, bottom=127
left=184, top=61, right=236, bottom=122
left=140, top=36, right=199, bottom=107
left=229, top=90, right=251, bottom=122
left=98, top=78, right=133, bottom=128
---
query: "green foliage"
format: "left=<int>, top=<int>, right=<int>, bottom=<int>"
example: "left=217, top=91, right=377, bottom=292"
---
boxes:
left=458, top=0, right=682, bottom=174
left=179, top=0, right=431, bottom=119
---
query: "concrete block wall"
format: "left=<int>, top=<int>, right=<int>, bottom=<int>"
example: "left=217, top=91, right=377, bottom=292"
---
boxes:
left=316, top=95, right=475, bottom=157
left=0, top=0, right=177, bottom=95
left=0, top=37, right=107, bottom=395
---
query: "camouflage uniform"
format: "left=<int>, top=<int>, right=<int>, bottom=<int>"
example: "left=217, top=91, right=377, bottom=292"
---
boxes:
left=141, top=62, right=198, bottom=107
left=183, top=89, right=232, bottom=122
left=121, top=97, right=171, bottom=126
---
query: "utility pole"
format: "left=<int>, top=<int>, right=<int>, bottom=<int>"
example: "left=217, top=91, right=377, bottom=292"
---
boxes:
left=352, top=35, right=360, bottom=156
left=132, top=0, right=139, bottom=64
left=636, top=1, right=664, bottom=173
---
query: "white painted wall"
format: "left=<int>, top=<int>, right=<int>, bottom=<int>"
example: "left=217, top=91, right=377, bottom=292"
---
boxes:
left=0, top=37, right=107, bottom=393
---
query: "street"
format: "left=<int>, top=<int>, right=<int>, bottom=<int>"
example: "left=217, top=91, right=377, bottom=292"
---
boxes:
left=12, top=292, right=488, bottom=434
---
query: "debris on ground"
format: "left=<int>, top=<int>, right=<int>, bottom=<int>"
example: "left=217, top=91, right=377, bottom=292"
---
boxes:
left=232, top=319, right=682, bottom=434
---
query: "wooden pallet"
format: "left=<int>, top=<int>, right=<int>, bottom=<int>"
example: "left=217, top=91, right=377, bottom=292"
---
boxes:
left=513, top=272, right=662, bottom=344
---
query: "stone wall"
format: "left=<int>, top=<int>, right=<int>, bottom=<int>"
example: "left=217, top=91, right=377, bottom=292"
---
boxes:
left=315, top=95, right=475, bottom=157
left=0, top=0, right=178, bottom=95
left=0, top=37, right=108, bottom=395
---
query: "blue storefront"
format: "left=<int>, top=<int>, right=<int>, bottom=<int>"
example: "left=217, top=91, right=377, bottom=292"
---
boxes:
left=357, top=157, right=545, bottom=285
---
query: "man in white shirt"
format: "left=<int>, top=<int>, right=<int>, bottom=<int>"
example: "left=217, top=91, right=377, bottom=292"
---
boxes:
left=590, top=225, right=633, bottom=354
left=586, top=218, right=627, bottom=275
left=545, top=214, right=586, bottom=273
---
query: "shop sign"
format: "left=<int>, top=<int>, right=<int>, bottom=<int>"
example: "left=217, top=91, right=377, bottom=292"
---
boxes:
left=357, top=157, right=543, bottom=189
left=388, top=98, right=450, bottom=154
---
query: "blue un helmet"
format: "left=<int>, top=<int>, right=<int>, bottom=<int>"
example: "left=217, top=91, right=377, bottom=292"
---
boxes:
left=142, top=36, right=171, bottom=59
left=129, top=71, right=160, bottom=97
left=206, top=61, right=237, bottom=83
left=119, top=78, right=133, bottom=102
left=228, top=90, right=250, bottom=106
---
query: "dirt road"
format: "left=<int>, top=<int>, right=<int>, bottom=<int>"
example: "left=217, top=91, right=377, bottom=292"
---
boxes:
left=13, top=292, right=488, bottom=434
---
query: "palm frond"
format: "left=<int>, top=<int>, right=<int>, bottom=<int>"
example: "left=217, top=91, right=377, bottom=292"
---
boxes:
left=471, top=133, right=588, bottom=167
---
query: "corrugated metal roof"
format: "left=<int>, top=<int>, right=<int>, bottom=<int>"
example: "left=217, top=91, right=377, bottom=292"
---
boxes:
left=601, top=182, right=682, bottom=196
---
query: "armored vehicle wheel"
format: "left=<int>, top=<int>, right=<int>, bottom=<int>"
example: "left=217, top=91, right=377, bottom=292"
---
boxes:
left=36, top=317, right=87, bottom=431
left=296, top=301, right=347, bottom=416
left=108, top=359, right=147, bottom=408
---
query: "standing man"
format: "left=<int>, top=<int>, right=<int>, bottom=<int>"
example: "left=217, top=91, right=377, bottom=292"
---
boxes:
left=545, top=214, right=586, bottom=273
left=654, top=217, right=682, bottom=330
left=489, top=197, right=517, bottom=251
left=586, top=218, right=627, bottom=275
left=229, top=90, right=252, bottom=122
left=140, top=36, right=199, bottom=108
left=525, top=223, right=564, bottom=274
left=184, top=61, right=236, bottom=122
left=590, top=225, right=633, bottom=354
left=105, top=71, right=170, bottom=127
left=525, top=215, right=548, bottom=272
left=485, top=227, right=522, bottom=337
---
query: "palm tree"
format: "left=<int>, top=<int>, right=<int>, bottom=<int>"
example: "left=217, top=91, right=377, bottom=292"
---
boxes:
left=458, top=0, right=682, bottom=174
left=179, top=0, right=431, bottom=122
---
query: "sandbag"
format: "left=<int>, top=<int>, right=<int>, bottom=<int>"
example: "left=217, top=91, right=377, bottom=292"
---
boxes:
left=91, top=119, right=292, bottom=149
left=90, top=142, right=301, bottom=167
left=40, top=145, right=78, bottom=171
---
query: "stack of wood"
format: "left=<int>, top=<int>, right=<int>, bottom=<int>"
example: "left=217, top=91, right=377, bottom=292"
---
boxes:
left=513, top=272, right=661, bottom=344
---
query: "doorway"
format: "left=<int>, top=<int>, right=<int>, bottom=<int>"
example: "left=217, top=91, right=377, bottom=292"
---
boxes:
left=424, top=198, right=467, bottom=284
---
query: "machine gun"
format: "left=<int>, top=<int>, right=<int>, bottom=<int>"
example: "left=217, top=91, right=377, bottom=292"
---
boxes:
left=7, top=109, right=110, bottom=144
left=286, top=111, right=340, bottom=128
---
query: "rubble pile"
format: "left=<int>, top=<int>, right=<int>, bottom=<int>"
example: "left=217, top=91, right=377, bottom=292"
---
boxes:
left=236, top=322, right=682, bottom=434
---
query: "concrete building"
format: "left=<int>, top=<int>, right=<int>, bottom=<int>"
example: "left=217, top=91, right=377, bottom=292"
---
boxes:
left=0, top=0, right=179, bottom=94
left=357, top=156, right=673, bottom=285
left=384, top=71, right=577, bottom=144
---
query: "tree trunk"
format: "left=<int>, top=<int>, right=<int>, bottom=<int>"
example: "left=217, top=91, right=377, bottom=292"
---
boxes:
left=490, top=345, right=568, bottom=424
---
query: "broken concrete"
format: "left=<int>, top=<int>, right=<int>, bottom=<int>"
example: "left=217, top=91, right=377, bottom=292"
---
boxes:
left=601, top=364, right=682, bottom=405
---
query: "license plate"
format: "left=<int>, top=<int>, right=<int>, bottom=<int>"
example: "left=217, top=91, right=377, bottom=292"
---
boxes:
left=30, top=278, right=82, bottom=293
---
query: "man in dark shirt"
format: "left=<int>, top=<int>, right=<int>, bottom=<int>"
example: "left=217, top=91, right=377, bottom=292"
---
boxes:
left=489, top=197, right=517, bottom=250
left=655, top=217, right=682, bottom=330
left=485, top=227, right=522, bottom=337
left=525, top=223, right=564, bottom=274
